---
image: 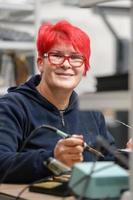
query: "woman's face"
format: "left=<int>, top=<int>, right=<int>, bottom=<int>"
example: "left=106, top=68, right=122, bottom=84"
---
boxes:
left=37, top=42, right=85, bottom=92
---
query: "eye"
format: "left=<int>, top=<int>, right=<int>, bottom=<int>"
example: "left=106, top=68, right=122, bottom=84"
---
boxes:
left=50, top=53, right=63, bottom=58
left=70, top=54, right=83, bottom=60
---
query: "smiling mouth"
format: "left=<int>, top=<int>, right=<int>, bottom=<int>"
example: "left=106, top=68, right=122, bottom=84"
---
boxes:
left=55, top=72, right=74, bottom=76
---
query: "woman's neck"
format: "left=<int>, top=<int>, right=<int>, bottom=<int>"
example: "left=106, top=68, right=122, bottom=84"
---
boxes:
left=36, top=83, right=72, bottom=110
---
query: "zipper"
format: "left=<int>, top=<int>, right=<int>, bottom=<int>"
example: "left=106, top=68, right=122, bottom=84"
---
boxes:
left=59, top=110, right=65, bottom=127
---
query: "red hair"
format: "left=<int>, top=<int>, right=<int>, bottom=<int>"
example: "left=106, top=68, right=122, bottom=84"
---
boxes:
left=36, top=20, right=91, bottom=74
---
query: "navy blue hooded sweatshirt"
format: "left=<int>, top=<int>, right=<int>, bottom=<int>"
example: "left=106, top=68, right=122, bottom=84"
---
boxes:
left=0, top=75, right=115, bottom=183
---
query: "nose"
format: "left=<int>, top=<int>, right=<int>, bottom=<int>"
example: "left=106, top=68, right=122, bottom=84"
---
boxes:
left=62, top=58, right=71, bottom=69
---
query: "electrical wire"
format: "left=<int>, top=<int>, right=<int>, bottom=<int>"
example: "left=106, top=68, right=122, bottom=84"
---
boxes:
left=15, top=176, right=53, bottom=200
left=16, top=172, right=71, bottom=200
left=0, top=124, right=103, bottom=184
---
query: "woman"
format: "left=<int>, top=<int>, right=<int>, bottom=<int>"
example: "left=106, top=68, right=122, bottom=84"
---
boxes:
left=0, top=20, right=114, bottom=183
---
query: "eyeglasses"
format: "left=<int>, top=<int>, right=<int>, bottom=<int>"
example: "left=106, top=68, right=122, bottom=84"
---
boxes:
left=43, top=52, right=85, bottom=67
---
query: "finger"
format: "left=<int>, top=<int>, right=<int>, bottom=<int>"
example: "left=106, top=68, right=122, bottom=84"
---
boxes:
left=59, top=154, right=83, bottom=164
left=72, top=134, right=84, bottom=139
left=68, top=153, right=83, bottom=161
left=60, top=145, right=84, bottom=154
left=58, top=137, right=84, bottom=147
left=62, top=154, right=83, bottom=167
left=54, top=144, right=84, bottom=158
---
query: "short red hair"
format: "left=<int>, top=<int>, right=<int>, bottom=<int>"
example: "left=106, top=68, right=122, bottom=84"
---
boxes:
left=36, top=20, right=91, bottom=75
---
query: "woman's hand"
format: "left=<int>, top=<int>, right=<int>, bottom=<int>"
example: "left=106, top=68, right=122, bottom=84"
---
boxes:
left=54, top=135, right=84, bottom=167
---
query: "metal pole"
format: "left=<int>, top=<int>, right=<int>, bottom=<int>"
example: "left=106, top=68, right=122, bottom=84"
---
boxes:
left=129, top=0, right=133, bottom=198
left=34, top=0, right=41, bottom=73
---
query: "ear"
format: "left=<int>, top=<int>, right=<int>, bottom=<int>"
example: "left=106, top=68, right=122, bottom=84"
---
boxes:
left=37, top=57, right=44, bottom=73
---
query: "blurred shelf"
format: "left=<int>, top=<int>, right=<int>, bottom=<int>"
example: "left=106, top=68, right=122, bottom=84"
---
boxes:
left=63, top=0, right=113, bottom=7
left=0, top=2, right=35, bottom=52
left=93, top=0, right=131, bottom=15
left=80, top=0, right=121, bottom=7
left=63, top=0, right=130, bottom=8
left=0, top=41, right=34, bottom=51
left=0, top=19, right=34, bottom=25
left=0, top=3, right=34, bottom=11
left=79, top=90, right=130, bottom=111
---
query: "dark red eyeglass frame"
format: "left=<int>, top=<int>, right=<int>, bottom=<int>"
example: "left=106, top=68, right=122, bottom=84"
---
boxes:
left=43, top=52, right=85, bottom=67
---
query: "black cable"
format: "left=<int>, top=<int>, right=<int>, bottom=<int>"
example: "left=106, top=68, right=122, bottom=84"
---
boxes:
left=76, top=161, right=97, bottom=200
left=70, top=142, right=102, bottom=200
left=71, top=141, right=102, bottom=200
left=15, top=176, right=53, bottom=200
left=16, top=171, right=71, bottom=200
left=0, top=123, right=105, bottom=196
left=96, top=135, right=129, bottom=169
left=13, top=124, right=100, bottom=200
left=1, top=123, right=104, bottom=184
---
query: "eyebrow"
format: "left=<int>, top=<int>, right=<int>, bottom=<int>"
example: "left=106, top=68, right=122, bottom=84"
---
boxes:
left=50, top=50, right=82, bottom=55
